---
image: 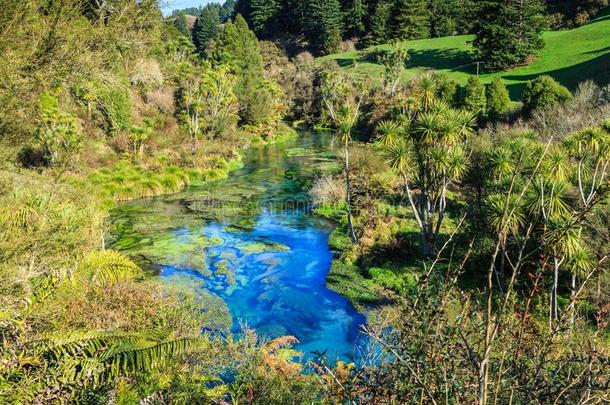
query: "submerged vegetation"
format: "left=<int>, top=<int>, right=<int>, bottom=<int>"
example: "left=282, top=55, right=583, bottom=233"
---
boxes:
left=0, top=0, right=609, bottom=403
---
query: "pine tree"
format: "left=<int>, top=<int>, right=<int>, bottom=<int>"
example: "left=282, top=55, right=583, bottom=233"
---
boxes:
left=220, top=0, right=236, bottom=22
left=486, top=77, right=511, bottom=120
left=249, top=0, right=281, bottom=37
left=472, top=0, right=546, bottom=71
left=192, top=5, right=221, bottom=55
left=209, top=15, right=278, bottom=125
left=367, top=0, right=393, bottom=45
left=342, top=0, right=367, bottom=38
left=305, top=0, right=344, bottom=55
left=392, top=0, right=431, bottom=40
left=428, top=0, right=463, bottom=37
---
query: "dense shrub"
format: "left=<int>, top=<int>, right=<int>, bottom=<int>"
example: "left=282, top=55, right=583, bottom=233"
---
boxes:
left=462, top=76, right=487, bottom=116
left=522, top=75, right=572, bottom=113
left=486, top=77, right=511, bottom=120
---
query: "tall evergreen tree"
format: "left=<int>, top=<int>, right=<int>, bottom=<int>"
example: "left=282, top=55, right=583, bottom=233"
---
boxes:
left=220, top=0, right=236, bottom=22
left=428, top=0, right=461, bottom=37
left=392, top=0, right=431, bottom=40
left=305, top=0, right=344, bottom=54
left=472, top=0, right=546, bottom=71
left=367, top=0, right=393, bottom=45
left=249, top=0, right=281, bottom=37
left=209, top=15, right=279, bottom=125
left=342, top=0, right=367, bottom=38
left=192, top=4, right=221, bottom=55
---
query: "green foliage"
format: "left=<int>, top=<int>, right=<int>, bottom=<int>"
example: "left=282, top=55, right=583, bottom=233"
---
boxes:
left=462, top=76, right=487, bottom=115
left=34, top=93, right=82, bottom=168
left=249, top=0, right=282, bottom=37
left=366, top=0, right=393, bottom=45
left=192, top=4, right=221, bottom=55
left=343, top=0, right=367, bottom=37
left=304, top=0, right=344, bottom=54
left=428, top=0, right=462, bottom=37
left=97, top=83, right=133, bottom=135
left=391, top=0, right=431, bottom=40
left=76, top=250, right=143, bottom=287
left=377, top=43, right=410, bottom=96
left=485, top=77, right=511, bottom=119
left=210, top=15, right=283, bottom=128
left=522, top=75, right=572, bottom=112
left=173, top=13, right=190, bottom=37
left=437, top=74, right=460, bottom=106
left=472, top=0, right=547, bottom=70
left=380, top=85, right=477, bottom=256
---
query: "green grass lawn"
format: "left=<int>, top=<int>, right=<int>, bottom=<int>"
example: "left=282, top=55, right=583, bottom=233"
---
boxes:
left=321, top=9, right=610, bottom=99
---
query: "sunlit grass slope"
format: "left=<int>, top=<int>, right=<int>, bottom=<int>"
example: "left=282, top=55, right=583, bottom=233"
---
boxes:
left=321, top=9, right=610, bottom=98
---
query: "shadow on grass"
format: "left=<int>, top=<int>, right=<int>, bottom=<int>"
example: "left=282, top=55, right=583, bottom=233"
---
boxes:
left=504, top=52, right=610, bottom=99
left=352, top=47, right=476, bottom=72
left=409, top=48, right=475, bottom=72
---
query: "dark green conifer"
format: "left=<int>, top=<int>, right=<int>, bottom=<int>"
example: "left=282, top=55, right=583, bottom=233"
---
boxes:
left=192, top=5, right=221, bottom=55
left=472, top=0, right=546, bottom=70
left=367, top=0, right=393, bottom=45
left=305, top=0, right=344, bottom=54
left=392, top=0, right=431, bottom=40
left=249, top=0, right=281, bottom=37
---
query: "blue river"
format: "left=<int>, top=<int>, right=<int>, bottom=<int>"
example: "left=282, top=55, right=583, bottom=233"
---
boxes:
left=110, top=132, right=366, bottom=362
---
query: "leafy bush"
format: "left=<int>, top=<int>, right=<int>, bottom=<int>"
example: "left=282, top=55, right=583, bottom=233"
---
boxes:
left=34, top=93, right=82, bottom=167
left=462, top=76, right=486, bottom=115
left=523, top=75, right=572, bottom=113
left=486, top=77, right=511, bottom=120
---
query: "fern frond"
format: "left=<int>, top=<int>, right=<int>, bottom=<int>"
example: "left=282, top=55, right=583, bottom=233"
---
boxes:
left=31, top=330, right=150, bottom=358
left=100, top=338, right=208, bottom=379
left=264, top=335, right=299, bottom=354
left=77, top=250, right=142, bottom=286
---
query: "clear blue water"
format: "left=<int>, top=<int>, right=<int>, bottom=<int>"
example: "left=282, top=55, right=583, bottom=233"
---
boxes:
left=110, top=132, right=366, bottom=361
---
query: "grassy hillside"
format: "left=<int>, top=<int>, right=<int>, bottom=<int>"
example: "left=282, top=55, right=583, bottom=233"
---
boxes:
left=322, top=9, right=610, bottom=98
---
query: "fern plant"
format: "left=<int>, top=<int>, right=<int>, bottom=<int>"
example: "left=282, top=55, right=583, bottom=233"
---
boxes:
left=75, top=250, right=143, bottom=287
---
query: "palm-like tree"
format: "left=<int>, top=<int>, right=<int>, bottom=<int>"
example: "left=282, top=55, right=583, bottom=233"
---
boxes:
left=319, top=69, right=367, bottom=243
left=336, top=104, right=360, bottom=243
left=374, top=119, right=403, bottom=147
left=381, top=99, right=476, bottom=258
left=544, top=215, right=591, bottom=325
left=412, top=74, right=438, bottom=112
left=563, top=127, right=610, bottom=207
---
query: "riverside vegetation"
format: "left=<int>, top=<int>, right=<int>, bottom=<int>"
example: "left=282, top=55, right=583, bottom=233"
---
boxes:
left=0, top=0, right=609, bottom=404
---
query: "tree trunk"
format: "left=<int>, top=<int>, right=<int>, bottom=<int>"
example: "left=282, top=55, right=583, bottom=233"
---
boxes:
left=421, top=235, right=433, bottom=258
left=344, top=138, right=357, bottom=243
left=570, top=272, right=576, bottom=327
left=550, top=249, right=560, bottom=328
